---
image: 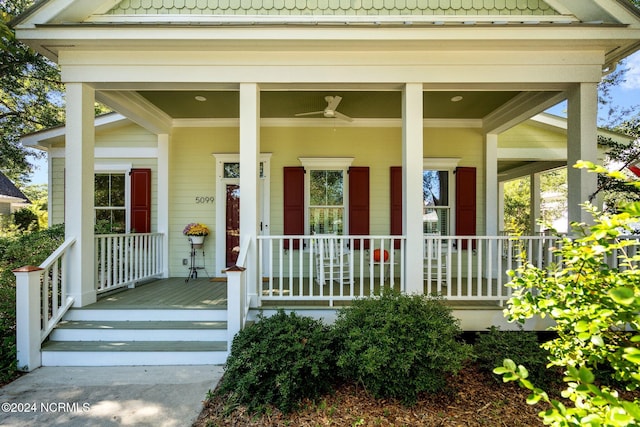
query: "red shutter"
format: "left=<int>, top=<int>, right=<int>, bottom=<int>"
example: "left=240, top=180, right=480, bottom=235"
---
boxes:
left=283, top=167, right=305, bottom=249
left=348, top=167, right=370, bottom=249
left=390, top=166, right=403, bottom=249
left=455, top=167, right=476, bottom=249
left=130, top=168, right=151, bottom=233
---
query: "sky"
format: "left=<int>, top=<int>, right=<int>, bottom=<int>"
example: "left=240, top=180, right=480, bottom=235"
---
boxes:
left=25, top=52, right=640, bottom=186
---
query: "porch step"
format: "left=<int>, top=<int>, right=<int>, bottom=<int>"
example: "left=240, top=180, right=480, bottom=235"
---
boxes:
left=41, top=341, right=228, bottom=366
left=50, top=320, right=227, bottom=342
left=64, top=308, right=227, bottom=322
left=42, top=307, right=230, bottom=367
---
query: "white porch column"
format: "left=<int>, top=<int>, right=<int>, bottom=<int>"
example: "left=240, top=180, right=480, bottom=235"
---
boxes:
left=498, top=181, right=505, bottom=233
left=239, top=83, right=260, bottom=306
left=567, top=83, right=598, bottom=226
left=402, top=83, right=424, bottom=294
left=65, top=83, right=96, bottom=307
left=158, top=133, right=170, bottom=278
left=485, top=133, right=499, bottom=237
left=485, top=133, right=499, bottom=278
left=530, top=172, right=541, bottom=234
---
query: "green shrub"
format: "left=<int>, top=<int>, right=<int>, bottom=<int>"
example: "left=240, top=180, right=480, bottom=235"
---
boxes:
left=12, top=208, right=39, bottom=232
left=333, top=290, right=472, bottom=405
left=215, top=310, right=336, bottom=414
left=474, top=326, right=553, bottom=386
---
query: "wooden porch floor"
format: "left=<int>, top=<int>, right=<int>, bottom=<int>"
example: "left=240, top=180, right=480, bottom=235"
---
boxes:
left=88, top=277, right=506, bottom=310
left=90, top=277, right=227, bottom=309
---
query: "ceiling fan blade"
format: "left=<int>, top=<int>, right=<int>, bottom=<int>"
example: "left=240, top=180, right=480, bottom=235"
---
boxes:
left=295, top=111, right=325, bottom=117
left=334, top=111, right=353, bottom=122
left=326, top=95, right=342, bottom=111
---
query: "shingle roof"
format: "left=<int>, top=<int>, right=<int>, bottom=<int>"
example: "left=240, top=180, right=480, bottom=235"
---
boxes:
left=0, top=172, right=30, bottom=204
left=107, top=0, right=560, bottom=16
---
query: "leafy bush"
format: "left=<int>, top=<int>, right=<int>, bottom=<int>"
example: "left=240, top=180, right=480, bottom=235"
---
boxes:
left=215, top=310, right=336, bottom=414
left=0, top=224, right=64, bottom=382
left=12, top=208, right=39, bottom=231
left=474, top=326, right=553, bottom=386
left=496, top=162, right=640, bottom=425
left=333, top=290, right=472, bottom=405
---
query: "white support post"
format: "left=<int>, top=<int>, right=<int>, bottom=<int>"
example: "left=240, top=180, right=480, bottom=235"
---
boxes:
left=485, top=133, right=499, bottom=236
left=567, top=82, right=598, bottom=227
left=402, top=83, right=424, bottom=294
left=239, top=83, right=260, bottom=306
left=14, top=266, right=43, bottom=371
left=485, top=133, right=499, bottom=278
left=530, top=172, right=541, bottom=234
left=65, top=83, right=96, bottom=307
left=498, top=181, right=505, bottom=234
left=225, top=267, right=245, bottom=348
left=158, top=133, right=170, bottom=278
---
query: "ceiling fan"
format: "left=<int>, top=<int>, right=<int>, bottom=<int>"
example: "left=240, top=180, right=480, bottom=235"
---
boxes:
left=295, top=95, right=353, bottom=122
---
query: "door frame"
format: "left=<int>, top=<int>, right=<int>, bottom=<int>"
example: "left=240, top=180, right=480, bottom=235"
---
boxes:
left=213, top=153, right=271, bottom=276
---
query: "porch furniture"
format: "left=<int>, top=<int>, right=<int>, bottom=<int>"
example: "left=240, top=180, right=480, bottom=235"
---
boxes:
left=312, top=235, right=351, bottom=286
left=186, top=241, right=209, bottom=282
left=424, top=233, right=447, bottom=283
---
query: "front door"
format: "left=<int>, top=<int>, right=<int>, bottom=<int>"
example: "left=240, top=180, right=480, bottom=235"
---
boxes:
left=214, top=154, right=271, bottom=275
left=225, top=184, right=240, bottom=267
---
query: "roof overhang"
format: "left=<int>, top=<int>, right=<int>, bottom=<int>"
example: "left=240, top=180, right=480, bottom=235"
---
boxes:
left=21, top=112, right=128, bottom=150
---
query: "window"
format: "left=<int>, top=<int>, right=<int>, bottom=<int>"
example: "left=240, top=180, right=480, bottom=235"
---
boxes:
left=284, top=162, right=369, bottom=248
left=300, top=157, right=354, bottom=236
left=422, top=159, right=460, bottom=235
left=309, top=169, right=344, bottom=234
left=423, top=170, right=449, bottom=235
left=95, top=172, right=126, bottom=233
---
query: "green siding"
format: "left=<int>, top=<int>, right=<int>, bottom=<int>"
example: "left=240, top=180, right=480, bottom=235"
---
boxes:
left=107, top=0, right=558, bottom=16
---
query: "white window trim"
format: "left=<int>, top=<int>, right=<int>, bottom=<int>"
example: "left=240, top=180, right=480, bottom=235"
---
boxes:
left=94, top=163, right=132, bottom=233
left=423, top=158, right=460, bottom=236
left=299, top=157, right=354, bottom=236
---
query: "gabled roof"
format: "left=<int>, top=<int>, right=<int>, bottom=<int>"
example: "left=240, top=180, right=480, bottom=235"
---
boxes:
left=0, top=172, right=30, bottom=204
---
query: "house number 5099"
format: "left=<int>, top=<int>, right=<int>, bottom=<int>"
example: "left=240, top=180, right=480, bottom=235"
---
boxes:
left=195, top=196, right=215, bottom=204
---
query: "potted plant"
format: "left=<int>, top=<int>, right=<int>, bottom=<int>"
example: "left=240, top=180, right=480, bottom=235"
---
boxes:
left=183, top=222, right=210, bottom=247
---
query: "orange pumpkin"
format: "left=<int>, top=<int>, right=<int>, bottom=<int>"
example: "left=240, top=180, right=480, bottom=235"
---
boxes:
left=373, top=249, right=389, bottom=262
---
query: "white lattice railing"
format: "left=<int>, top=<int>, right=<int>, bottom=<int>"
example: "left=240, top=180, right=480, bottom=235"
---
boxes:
left=95, top=233, right=164, bottom=293
left=258, top=235, right=406, bottom=305
left=14, top=237, right=76, bottom=371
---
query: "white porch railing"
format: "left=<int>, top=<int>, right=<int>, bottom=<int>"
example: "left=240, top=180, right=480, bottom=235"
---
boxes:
left=424, top=235, right=562, bottom=303
left=14, top=237, right=76, bottom=371
left=256, top=234, right=564, bottom=305
left=257, top=235, right=406, bottom=305
left=95, top=233, right=164, bottom=293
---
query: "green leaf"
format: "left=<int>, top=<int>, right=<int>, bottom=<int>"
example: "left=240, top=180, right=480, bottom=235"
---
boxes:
left=578, top=366, right=595, bottom=384
left=609, top=287, right=636, bottom=305
left=526, top=393, right=542, bottom=405
left=623, top=347, right=640, bottom=364
left=575, top=320, right=589, bottom=333
left=503, top=359, right=517, bottom=372
left=622, top=401, right=640, bottom=420
left=590, top=335, right=604, bottom=347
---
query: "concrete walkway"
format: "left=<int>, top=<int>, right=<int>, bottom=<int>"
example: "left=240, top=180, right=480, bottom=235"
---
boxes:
left=0, top=365, right=224, bottom=427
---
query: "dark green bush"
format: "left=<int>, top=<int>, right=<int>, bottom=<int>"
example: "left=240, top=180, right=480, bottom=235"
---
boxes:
left=12, top=208, right=39, bottom=231
left=474, top=326, right=553, bottom=386
left=333, top=290, right=472, bottom=405
left=215, top=310, right=336, bottom=414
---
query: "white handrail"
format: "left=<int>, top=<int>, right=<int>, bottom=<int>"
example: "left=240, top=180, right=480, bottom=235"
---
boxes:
left=38, top=238, right=76, bottom=343
left=95, top=233, right=164, bottom=293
